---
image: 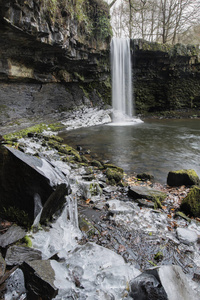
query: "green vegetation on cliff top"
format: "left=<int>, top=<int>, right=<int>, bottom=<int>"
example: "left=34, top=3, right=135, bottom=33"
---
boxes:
left=39, top=0, right=112, bottom=40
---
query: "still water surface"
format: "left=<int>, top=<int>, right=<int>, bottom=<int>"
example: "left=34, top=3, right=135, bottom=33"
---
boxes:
left=60, top=119, right=200, bottom=184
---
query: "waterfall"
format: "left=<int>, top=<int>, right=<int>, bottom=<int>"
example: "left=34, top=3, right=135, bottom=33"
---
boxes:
left=111, top=37, right=134, bottom=123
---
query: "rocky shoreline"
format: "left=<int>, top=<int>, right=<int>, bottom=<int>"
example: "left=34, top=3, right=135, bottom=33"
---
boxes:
left=0, top=114, right=200, bottom=299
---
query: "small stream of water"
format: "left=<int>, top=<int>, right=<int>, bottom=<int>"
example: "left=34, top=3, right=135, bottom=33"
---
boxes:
left=60, top=118, right=200, bottom=184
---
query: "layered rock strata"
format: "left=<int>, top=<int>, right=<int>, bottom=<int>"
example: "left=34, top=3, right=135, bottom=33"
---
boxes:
left=0, top=0, right=111, bottom=125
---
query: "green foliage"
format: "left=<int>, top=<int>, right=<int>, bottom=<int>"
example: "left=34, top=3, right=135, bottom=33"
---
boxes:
left=42, top=0, right=58, bottom=20
left=95, top=14, right=112, bottom=39
left=88, top=0, right=112, bottom=39
left=38, top=0, right=112, bottom=41
left=154, top=251, right=163, bottom=261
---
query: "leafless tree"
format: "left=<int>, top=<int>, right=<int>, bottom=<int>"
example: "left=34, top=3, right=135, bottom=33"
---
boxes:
left=108, top=0, right=200, bottom=44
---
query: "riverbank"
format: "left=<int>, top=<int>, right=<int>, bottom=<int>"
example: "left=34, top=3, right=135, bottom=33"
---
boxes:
left=1, top=106, right=200, bottom=136
left=1, top=117, right=200, bottom=298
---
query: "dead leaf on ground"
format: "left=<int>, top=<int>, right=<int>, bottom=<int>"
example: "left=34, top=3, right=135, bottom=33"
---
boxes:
left=118, top=244, right=126, bottom=253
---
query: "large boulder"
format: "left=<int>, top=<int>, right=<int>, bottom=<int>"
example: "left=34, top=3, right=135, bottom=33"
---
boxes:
left=167, top=169, right=199, bottom=187
left=129, top=265, right=198, bottom=300
left=180, top=185, right=200, bottom=217
left=0, top=145, right=71, bottom=226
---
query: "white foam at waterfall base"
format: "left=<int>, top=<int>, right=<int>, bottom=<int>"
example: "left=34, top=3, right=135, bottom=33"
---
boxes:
left=61, top=107, right=112, bottom=130
left=107, top=112, right=143, bottom=126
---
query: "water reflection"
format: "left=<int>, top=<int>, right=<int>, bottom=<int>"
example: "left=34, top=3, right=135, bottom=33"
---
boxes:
left=60, top=119, right=200, bottom=184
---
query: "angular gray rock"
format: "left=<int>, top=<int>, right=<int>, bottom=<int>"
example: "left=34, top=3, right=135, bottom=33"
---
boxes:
left=4, top=268, right=26, bottom=300
left=5, top=245, right=42, bottom=266
left=0, top=253, right=6, bottom=278
left=128, top=186, right=167, bottom=202
left=0, top=225, right=26, bottom=248
left=21, top=260, right=58, bottom=300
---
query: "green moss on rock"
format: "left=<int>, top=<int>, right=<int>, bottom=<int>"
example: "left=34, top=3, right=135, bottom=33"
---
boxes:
left=2, top=206, right=30, bottom=228
left=106, top=168, right=124, bottom=185
left=3, top=124, right=47, bottom=141
left=3, top=122, right=64, bottom=142
left=128, top=186, right=167, bottom=203
left=22, top=235, right=33, bottom=247
left=167, top=169, right=199, bottom=187
left=175, top=211, right=191, bottom=223
left=180, top=185, right=200, bottom=217
left=136, top=173, right=154, bottom=181
left=104, top=163, right=124, bottom=174
left=44, top=135, right=64, bottom=143
left=91, top=160, right=103, bottom=169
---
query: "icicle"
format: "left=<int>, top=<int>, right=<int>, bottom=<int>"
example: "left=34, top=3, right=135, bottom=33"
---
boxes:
left=66, top=195, right=79, bottom=228
left=33, top=193, right=43, bottom=227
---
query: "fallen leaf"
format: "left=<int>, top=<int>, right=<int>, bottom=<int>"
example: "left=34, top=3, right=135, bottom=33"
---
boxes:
left=167, top=226, right=173, bottom=231
left=86, top=198, right=91, bottom=204
left=118, top=244, right=126, bottom=253
left=101, top=231, right=108, bottom=236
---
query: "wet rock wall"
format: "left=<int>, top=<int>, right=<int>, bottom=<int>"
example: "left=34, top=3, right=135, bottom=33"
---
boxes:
left=0, top=0, right=111, bottom=125
left=131, top=40, right=200, bottom=114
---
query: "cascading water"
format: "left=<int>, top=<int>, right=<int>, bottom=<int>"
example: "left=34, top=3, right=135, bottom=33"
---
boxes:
left=111, top=37, right=134, bottom=123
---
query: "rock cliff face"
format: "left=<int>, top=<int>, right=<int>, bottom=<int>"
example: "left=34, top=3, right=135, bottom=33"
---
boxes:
left=0, top=0, right=112, bottom=126
left=131, top=40, right=200, bottom=114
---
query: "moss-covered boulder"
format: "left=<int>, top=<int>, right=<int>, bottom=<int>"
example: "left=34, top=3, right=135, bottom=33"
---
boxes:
left=136, top=173, right=154, bottom=181
left=167, top=169, right=199, bottom=187
left=106, top=168, right=124, bottom=185
left=180, top=186, right=200, bottom=217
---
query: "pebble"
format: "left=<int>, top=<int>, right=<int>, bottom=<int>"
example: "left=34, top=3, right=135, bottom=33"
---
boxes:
left=176, top=227, right=198, bottom=245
